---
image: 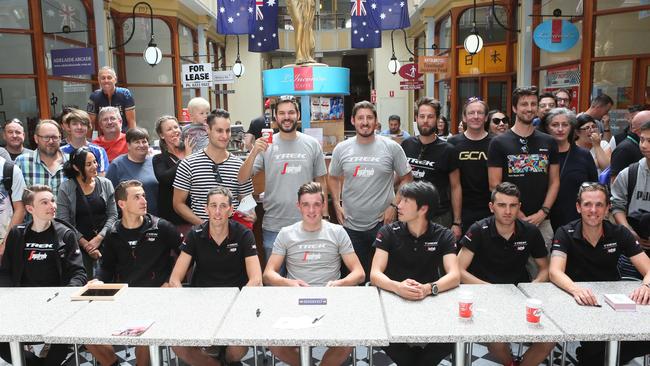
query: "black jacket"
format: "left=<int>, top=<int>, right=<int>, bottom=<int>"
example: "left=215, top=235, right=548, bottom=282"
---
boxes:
left=0, top=219, right=87, bottom=287
left=98, top=214, right=182, bottom=287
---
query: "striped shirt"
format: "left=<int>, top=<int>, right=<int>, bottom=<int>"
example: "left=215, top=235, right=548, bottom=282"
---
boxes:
left=15, top=150, right=68, bottom=196
left=60, top=142, right=110, bottom=173
left=173, top=151, right=253, bottom=220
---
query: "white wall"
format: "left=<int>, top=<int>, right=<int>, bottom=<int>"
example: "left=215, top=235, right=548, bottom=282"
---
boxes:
left=227, top=37, right=264, bottom=128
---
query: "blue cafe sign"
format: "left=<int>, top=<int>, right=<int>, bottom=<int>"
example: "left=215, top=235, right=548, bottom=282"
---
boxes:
left=262, top=66, right=350, bottom=96
left=533, top=19, right=580, bottom=53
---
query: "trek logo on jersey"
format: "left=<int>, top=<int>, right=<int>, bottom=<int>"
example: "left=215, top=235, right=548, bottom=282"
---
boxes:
left=226, top=242, right=239, bottom=252
left=25, top=243, right=54, bottom=250
left=27, top=251, right=48, bottom=261
left=513, top=241, right=528, bottom=251
left=275, top=153, right=307, bottom=160
left=406, top=157, right=436, bottom=167
left=128, top=240, right=138, bottom=248
left=280, top=163, right=302, bottom=175
left=303, top=251, right=322, bottom=261
left=603, top=242, right=618, bottom=253
left=348, top=156, right=381, bottom=163
left=423, top=241, right=439, bottom=252
left=353, top=165, right=375, bottom=178
left=298, top=243, right=326, bottom=250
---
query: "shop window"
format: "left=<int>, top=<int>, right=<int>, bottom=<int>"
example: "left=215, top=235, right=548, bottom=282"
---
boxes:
left=41, top=0, right=89, bottom=43
left=47, top=79, right=92, bottom=112
left=122, top=17, right=172, bottom=54
left=129, top=86, right=175, bottom=132
left=179, top=24, right=194, bottom=59
left=456, top=78, right=479, bottom=120
left=595, top=12, right=650, bottom=57
left=0, top=34, right=34, bottom=74
left=541, top=0, right=583, bottom=18
left=438, top=17, right=451, bottom=51
left=592, top=60, right=632, bottom=109
left=539, top=20, right=582, bottom=67
left=0, top=79, right=39, bottom=127
left=457, top=5, right=508, bottom=45
left=437, top=81, right=450, bottom=119
left=597, top=0, right=649, bottom=11
left=0, top=0, right=30, bottom=29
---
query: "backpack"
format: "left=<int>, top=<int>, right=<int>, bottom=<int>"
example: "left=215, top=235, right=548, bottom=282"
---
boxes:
left=626, top=162, right=639, bottom=208
left=1, top=160, right=13, bottom=201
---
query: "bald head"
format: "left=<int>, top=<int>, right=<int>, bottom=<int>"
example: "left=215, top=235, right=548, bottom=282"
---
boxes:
left=631, top=110, right=650, bottom=133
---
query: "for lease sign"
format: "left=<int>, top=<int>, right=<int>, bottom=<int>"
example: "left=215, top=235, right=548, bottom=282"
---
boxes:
left=182, top=63, right=213, bottom=88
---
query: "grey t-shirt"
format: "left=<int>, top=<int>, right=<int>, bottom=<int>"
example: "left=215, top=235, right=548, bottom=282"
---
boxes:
left=273, top=221, right=354, bottom=286
left=181, top=123, right=209, bottom=154
left=329, top=136, right=411, bottom=231
left=253, top=132, right=327, bottom=232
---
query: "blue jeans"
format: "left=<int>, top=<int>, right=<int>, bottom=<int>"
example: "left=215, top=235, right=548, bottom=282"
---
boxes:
left=344, top=222, right=383, bottom=284
left=263, top=229, right=285, bottom=276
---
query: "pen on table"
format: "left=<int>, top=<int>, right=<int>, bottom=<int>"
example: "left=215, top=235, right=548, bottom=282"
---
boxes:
left=46, top=292, right=59, bottom=302
left=312, top=314, right=325, bottom=324
left=256, top=308, right=261, bottom=318
left=592, top=303, right=602, bottom=307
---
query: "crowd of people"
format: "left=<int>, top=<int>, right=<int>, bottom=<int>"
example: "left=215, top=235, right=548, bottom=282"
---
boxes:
left=0, top=69, right=649, bottom=366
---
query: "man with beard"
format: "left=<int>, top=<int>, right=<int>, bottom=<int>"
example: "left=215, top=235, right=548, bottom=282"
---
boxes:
left=239, top=96, right=327, bottom=263
left=329, top=101, right=412, bottom=281
left=488, top=86, right=560, bottom=247
left=16, top=120, right=68, bottom=197
left=402, top=97, right=462, bottom=238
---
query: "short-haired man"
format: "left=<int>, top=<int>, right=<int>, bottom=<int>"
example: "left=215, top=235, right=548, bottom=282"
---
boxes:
left=106, top=127, right=158, bottom=215
left=87, top=66, right=136, bottom=133
left=174, top=109, right=254, bottom=225
left=92, top=106, right=128, bottom=162
left=60, top=108, right=110, bottom=175
left=533, top=92, right=556, bottom=126
left=3, top=119, right=33, bottom=161
left=448, top=97, right=492, bottom=232
left=488, top=86, right=560, bottom=247
left=15, top=120, right=68, bottom=197
left=0, top=184, right=86, bottom=366
left=609, top=104, right=644, bottom=150
left=610, top=110, right=650, bottom=182
left=329, top=101, right=412, bottom=281
left=93, top=180, right=182, bottom=366
left=370, top=181, right=459, bottom=365
left=458, top=182, right=553, bottom=366
left=553, top=89, right=572, bottom=109
left=263, top=182, right=365, bottom=365
left=402, top=96, right=462, bottom=238
left=582, top=93, right=614, bottom=141
left=239, top=96, right=327, bottom=263
left=380, top=115, right=410, bottom=139
left=549, top=183, right=650, bottom=365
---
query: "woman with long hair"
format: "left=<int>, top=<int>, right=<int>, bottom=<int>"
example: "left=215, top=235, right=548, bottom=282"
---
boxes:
left=486, top=110, right=510, bottom=136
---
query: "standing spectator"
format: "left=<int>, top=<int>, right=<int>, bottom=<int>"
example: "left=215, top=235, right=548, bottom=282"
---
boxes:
left=553, top=88, right=572, bottom=109
left=181, top=97, right=211, bottom=154
left=87, top=66, right=136, bottom=133
left=436, top=116, right=452, bottom=141
left=57, top=147, right=118, bottom=277
left=448, top=97, right=492, bottom=232
left=92, top=106, right=128, bottom=162
left=540, top=108, right=598, bottom=230
left=329, top=101, right=412, bottom=281
left=581, top=94, right=613, bottom=142
left=532, top=92, right=557, bottom=126
left=15, top=120, right=68, bottom=197
left=574, top=114, right=611, bottom=173
left=610, top=105, right=644, bottom=150
left=380, top=115, right=411, bottom=139
left=173, top=109, right=254, bottom=225
left=486, top=110, right=510, bottom=136
left=60, top=108, right=110, bottom=176
left=370, top=181, right=459, bottom=366
left=610, top=110, right=650, bottom=183
left=402, top=97, right=462, bottom=238
left=3, top=119, right=33, bottom=161
left=0, top=154, right=26, bottom=258
left=238, top=96, right=327, bottom=263
left=106, top=127, right=158, bottom=215
left=152, top=116, right=191, bottom=232
left=488, top=86, right=560, bottom=246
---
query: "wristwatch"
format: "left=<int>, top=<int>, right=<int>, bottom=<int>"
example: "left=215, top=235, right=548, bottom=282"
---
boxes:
left=429, top=282, right=439, bottom=296
left=390, top=203, right=398, bottom=210
left=644, top=283, right=650, bottom=289
left=540, top=206, right=550, bottom=216
left=323, top=215, right=330, bottom=220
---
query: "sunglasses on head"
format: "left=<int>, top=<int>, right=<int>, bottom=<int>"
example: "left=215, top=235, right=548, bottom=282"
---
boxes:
left=519, top=138, right=529, bottom=154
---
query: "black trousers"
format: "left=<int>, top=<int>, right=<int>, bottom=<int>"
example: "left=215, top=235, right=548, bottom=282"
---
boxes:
left=384, top=342, right=454, bottom=366
left=0, top=342, right=70, bottom=366
left=577, top=340, right=650, bottom=365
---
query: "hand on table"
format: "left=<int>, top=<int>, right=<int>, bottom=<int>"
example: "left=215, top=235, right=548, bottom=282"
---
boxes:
left=571, top=287, right=599, bottom=306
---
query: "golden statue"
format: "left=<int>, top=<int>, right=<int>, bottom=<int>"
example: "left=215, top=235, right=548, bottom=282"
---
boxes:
left=286, top=0, right=316, bottom=65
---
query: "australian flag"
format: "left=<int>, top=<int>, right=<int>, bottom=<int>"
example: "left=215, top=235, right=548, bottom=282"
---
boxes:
left=351, top=0, right=381, bottom=49
left=217, top=0, right=254, bottom=35
left=249, top=0, right=279, bottom=52
left=369, top=0, right=410, bottom=30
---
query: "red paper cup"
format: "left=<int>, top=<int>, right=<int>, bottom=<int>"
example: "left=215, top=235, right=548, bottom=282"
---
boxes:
left=526, top=299, right=543, bottom=324
left=458, top=291, right=474, bottom=319
left=262, top=129, right=273, bottom=143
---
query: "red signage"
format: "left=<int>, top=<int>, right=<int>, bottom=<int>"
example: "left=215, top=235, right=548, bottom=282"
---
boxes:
left=398, top=63, right=423, bottom=81
left=294, top=67, right=314, bottom=91
left=399, top=80, right=424, bottom=90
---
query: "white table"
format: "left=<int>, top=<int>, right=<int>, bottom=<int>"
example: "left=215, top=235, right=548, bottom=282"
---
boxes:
left=44, top=287, right=239, bottom=366
left=518, top=281, right=650, bottom=366
left=0, top=287, right=88, bottom=366
left=380, top=284, right=566, bottom=366
left=214, top=286, right=389, bottom=366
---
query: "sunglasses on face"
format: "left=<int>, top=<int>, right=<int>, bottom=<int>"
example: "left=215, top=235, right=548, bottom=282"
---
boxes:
left=491, top=117, right=509, bottom=125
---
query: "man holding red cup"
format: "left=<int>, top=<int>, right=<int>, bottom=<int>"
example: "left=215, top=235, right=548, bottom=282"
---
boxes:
left=370, top=181, right=460, bottom=365
left=457, top=182, right=554, bottom=366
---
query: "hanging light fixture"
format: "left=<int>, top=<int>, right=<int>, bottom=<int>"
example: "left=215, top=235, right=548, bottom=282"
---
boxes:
left=232, top=35, right=245, bottom=78
left=110, top=2, right=162, bottom=67
left=387, top=29, right=414, bottom=75
left=463, top=0, right=484, bottom=55
left=388, top=53, right=400, bottom=75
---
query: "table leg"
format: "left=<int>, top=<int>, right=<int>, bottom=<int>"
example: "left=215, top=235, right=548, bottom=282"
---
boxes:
left=74, top=344, right=80, bottom=366
left=605, top=341, right=619, bottom=366
left=299, top=345, right=311, bottom=366
left=9, top=341, right=24, bottom=366
left=149, top=345, right=161, bottom=366
left=368, top=346, right=373, bottom=366
left=455, top=342, right=466, bottom=366
left=253, top=346, right=259, bottom=366
left=561, top=342, right=567, bottom=366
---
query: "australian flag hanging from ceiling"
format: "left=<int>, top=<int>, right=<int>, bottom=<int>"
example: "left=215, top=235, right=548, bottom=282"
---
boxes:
left=217, top=0, right=254, bottom=35
left=351, top=0, right=381, bottom=49
left=369, top=0, right=410, bottom=30
left=249, top=0, right=279, bottom=52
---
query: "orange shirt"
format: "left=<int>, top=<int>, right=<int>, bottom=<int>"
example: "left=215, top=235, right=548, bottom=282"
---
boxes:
left=93, top=133, right=128, bottom=162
